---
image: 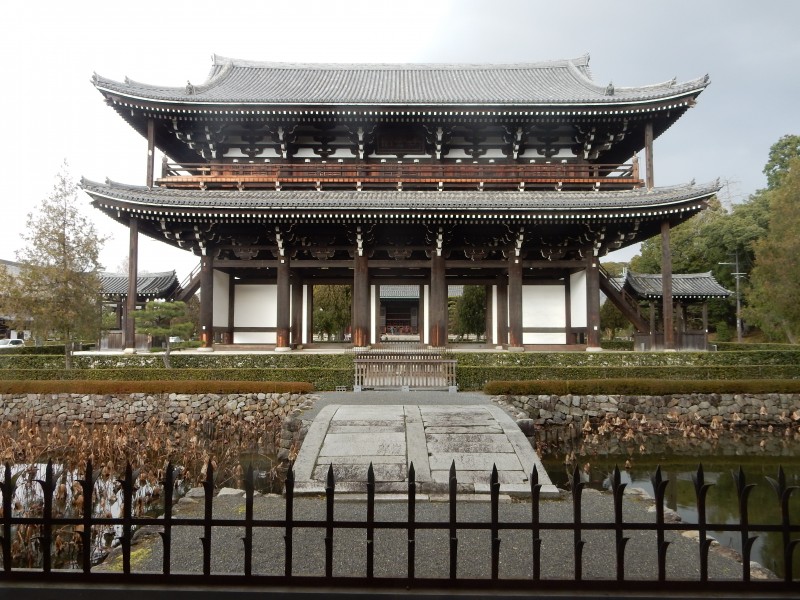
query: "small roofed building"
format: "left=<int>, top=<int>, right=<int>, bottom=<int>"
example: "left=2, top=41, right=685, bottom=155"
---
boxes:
left=100, top=271, right=179, bottom=350
left=615, top=271, right=731, bottom=351
left=82, top=55, right=720, bottom=351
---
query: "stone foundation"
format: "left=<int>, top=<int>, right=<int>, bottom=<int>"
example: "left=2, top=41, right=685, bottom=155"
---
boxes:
left=493, top=393, right=800, bottom=427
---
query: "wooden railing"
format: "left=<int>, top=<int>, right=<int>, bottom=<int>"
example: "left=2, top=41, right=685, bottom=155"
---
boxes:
left=353, top=349, right=457, bottom=391
left=157, top=161, right=641, bottom=191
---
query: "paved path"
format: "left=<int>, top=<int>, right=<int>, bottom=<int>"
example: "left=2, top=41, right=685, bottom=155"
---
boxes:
left=293, top=392, right=558, bottom=496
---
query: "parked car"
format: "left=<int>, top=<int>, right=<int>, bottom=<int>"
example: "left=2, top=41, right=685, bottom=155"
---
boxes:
left=0, top=339, right=24, bottom=349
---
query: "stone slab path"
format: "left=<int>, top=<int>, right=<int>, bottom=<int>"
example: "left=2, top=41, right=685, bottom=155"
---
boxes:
left=293, top=403, right=558, bottom=496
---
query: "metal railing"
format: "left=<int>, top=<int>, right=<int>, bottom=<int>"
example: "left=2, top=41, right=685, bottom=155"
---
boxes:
left=1, top=460, right=798, bottom=594
left=157, top=161, right=642, bottom=191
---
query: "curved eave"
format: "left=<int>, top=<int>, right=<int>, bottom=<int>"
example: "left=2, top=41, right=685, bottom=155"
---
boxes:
left=82, top=179, right=719, bottom=223
left=96, top=86, right=704, bottom=115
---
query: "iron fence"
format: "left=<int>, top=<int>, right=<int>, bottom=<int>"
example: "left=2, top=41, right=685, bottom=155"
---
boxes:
left=1, top=459, right=799, bottom=596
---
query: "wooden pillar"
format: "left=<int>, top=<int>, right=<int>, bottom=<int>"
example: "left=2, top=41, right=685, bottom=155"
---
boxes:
left=564, top=274, right=573, bottom=344
left=124, top=217, right=139, bottom=351
left=199, top=254, right=214, bottom=348
left=353, top=255, right=369, bottom=347
left=661, top=221, right=674, bottom=350
left=418, top=284, right=426, bottom=341
left=276, top=257, right=290, bottom=349
left=146, top=118, right=155, bottom=188
left=226, top=279, right=235, bottom=344
left=291, top=275, right=303, bottom=346
left=508, top=254, right=523, bottom=349
left=496, top=276, right=508, bottom=346
left=586, top=257, right=601, bottom=348
left=644, top=122, right=654, bottom=190
left=429, top=254, right=447, bottom=347
left=484, top=285, right=493, bottom=345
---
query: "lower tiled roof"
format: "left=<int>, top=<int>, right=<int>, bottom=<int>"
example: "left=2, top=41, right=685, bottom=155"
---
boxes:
left=624, top=271, right=731, bottom=300
left=101, top=271, right=179, bottom=298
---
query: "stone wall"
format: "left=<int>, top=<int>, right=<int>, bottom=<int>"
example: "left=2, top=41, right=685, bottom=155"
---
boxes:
left=0, top=392, right=319, bottom=461
left=493, top=393, right=800, bottom=428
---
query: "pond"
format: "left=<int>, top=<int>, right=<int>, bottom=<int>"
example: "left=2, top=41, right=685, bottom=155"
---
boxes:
left=538, top=425, right=800, bottom=579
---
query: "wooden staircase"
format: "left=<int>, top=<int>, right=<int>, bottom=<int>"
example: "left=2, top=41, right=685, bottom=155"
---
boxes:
left=598, top=266, right=649, bottom=333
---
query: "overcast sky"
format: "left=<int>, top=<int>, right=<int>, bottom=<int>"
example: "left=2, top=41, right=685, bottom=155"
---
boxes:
left=1, top=0, right=797, bottom=279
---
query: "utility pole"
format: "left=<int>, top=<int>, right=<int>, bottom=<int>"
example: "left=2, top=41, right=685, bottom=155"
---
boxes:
left=719, top=253, right=745, bottom=343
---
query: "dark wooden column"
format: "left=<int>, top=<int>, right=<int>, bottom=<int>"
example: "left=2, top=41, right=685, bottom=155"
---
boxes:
left=564, top=275, right=573, bottom=344
left=146, top=118, right=155, bottom=188
left=124, top=217, right=138, bottom=351
left=276, top=257, right=290, bottom=349
left=429, top=254, right=447, bottom=347
left=484, top=285, right=493, bottom=345
left=508, top=254, right=523, bottom=349
left=586, top=257, right=601, bottom=348
left=353, top=255, right=370, bottom=347
left=418, top=284, right=425, bottom=342
left=199, top=253, right=214, bottom=348
left=644, top=122, right=654, bottom=190
left=496, top=276, right=508, bottom=347
left=661, top=221, right=674, bottom=350
left=291, top=275, right=303, bottom=346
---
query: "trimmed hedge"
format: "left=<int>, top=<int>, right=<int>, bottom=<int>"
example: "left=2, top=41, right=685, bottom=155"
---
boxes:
left=715, top=342, right=799, bottom=352
left=0, top=379, right=313, bottom=395
left=484, top=378, right=800, bottom=396
left=0, top=368, right=352, bottom=391
left=452, top=350, right=800, bottom=368
left=457, top=365, right=800, bottom=391
left=599, top=340, right=635, bottom=351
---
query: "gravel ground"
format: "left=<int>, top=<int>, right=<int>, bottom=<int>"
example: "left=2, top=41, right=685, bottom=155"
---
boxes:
left=97, top=486, right=766, bottom=583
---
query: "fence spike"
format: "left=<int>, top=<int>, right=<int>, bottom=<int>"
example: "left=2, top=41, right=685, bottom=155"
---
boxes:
left=1, top=463, right=13, bottom=572
left=407, top=460, right=416, bottom=580
left=449, top=460, right=458, bottom=580
left=284, top=465, right=295, bottom=577
left=325, top=464, right=335, bottom=578
left=732, top=467, right=757, bottom=582
left=650, top=466, right=671, bottom=582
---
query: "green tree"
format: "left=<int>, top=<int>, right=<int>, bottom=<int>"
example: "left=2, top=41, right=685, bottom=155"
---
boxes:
left=600, top=299, right=630, bottom=340
left=0, top=164, right=105, bottom=368
left=452, top=285, right=486, bottom=340
left=313, top=285, right=351, bottom=341
left=744, top=157, right=800, bottom=343
left=134, top=300, right=194, bottom=367
left=762, top=133, right=800, bottom=190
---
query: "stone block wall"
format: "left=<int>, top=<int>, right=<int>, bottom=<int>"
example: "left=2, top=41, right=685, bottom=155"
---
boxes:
left=493, top=393, right=800, bottom=427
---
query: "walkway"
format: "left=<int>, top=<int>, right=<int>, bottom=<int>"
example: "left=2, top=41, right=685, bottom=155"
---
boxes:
left=293, top=391, right=558, bottom=496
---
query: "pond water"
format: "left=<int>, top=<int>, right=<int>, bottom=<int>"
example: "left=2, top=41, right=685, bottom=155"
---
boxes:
left=538, top=426, right=800, bottom=579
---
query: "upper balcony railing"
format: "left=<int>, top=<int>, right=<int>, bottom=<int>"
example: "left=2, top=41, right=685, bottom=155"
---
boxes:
left=157, top=161, right=642, bottom=192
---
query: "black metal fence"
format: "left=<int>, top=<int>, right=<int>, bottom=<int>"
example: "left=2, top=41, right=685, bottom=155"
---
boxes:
left=1, top=459, right=799, bottom=596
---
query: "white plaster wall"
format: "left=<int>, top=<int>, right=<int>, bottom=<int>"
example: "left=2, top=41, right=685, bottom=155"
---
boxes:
left=491, top=285, right=498, bottom=344
left=212, top=271, right=230, bottom=329
left=522, top=285, right=566, bottom=345
left=522, top=285, right=565, bottom=327
left=523, top=332, right=567, bottom=344
left=234, top=284, right=277, bottom=328
left=302, top=284, right=309, bottom=345
left=422, top=285, right=430, bottom=344
left=370, top=285, right=377, bottom=345
left=234, top=331, right=277, bottom=344
left=570, top=270, right=588, bottom=328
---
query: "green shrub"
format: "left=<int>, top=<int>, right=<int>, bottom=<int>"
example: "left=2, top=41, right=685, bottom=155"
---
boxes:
left=0, top=367, right=352, bottom=391
left=0, top=380, right=313, bottom=395
left=484, top=378, right=800, bottom=395
left=599, top=340, right=634, bottom=351
left=714, top=321, right=733, bottom=342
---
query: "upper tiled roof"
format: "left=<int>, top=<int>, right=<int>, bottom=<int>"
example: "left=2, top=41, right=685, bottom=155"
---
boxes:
left=92, top=55, right=709, bottom=107
left=81, top=179, right=720, bottom=215
left=100, top=271, right=179, bottom=298
left=624, top=271, right=731, bottom=299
